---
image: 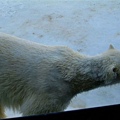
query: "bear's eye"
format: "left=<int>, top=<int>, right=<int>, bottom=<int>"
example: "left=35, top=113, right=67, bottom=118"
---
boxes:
left=113, top=67, right=118, bottom=73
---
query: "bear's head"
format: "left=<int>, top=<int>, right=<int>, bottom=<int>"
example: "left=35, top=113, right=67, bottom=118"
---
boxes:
left=101, top=44, right=120, bottom=85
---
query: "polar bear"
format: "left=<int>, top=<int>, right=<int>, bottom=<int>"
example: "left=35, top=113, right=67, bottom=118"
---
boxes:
left=0, top=32, right=120, bottom=118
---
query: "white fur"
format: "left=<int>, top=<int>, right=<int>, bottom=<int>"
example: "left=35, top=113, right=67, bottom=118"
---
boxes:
left=0, top=33, right=120, bottom=118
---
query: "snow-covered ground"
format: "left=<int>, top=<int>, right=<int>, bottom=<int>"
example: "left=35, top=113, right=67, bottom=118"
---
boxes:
left=0, top=0, right=120, bottom=118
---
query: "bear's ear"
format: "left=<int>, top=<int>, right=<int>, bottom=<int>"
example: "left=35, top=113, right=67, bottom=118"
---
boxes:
left=109, top=44, right=114, bottom=50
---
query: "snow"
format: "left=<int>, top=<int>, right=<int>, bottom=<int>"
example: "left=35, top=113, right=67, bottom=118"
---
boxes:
left=0, top=0, right=120, bottom=118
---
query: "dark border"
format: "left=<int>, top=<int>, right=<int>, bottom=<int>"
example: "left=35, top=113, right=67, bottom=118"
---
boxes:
left=4, top=104, right=120, bottom=120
